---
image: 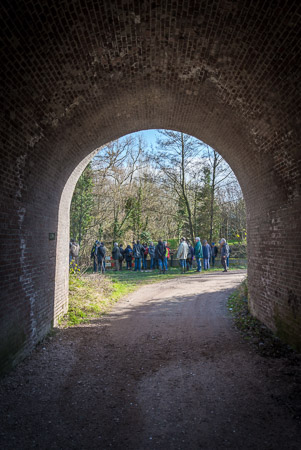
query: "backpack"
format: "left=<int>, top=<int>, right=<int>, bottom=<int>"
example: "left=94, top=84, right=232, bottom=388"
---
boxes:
left=134, top=245, right=141, bottom=258
left=71, top=243, right=79, bottom=257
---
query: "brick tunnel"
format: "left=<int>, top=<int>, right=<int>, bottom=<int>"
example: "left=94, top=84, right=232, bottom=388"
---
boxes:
left=1, top=0, right=300, bottom=371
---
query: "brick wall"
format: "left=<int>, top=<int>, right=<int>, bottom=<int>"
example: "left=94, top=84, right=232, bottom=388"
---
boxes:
left=1, top=0, right=300, bottom=371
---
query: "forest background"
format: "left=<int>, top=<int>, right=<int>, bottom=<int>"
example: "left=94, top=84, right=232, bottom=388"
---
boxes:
left=70, top=129, right=246, bottom=267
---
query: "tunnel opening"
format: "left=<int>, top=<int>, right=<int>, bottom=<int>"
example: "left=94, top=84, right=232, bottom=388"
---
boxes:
left=67, top=129, right=246, bottom=272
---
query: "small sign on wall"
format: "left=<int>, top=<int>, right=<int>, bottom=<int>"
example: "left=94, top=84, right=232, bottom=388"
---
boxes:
left=49, top=233, right=56, bottom=241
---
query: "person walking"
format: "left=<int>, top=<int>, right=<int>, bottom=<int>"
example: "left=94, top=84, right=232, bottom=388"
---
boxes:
left=163, top=241, right=170, bottom=272
left=177, top=237, right=189, bottom=274
left=119, top=244, right=125, bottom=271
left=194, top=237, right=203, bottom=272
left=155, top=239, right=166, bottom=274
left=112, top=243, right=121, bottom=271
left=211, top=242, right=218, bottom=267
left=69, top=239, right=80, bottom=268
left=148, top=241, right=155, bottom=270
left=186, top=240, right=194, bottom=271
left=133, top=240, right=144, bottom=272
left=97, top=241, right=106, bottom=273
left=124, top=245, right=133, bottom=270
left=220, top=238, right=230, bottom=272
left=202, top=239, right=211, bottom=270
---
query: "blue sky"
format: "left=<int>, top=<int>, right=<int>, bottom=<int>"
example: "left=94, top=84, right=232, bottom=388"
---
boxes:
left=125, top=129, right=160, bottom=146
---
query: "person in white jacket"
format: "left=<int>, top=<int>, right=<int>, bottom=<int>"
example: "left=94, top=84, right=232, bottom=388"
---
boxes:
left=177, top=237, right=189, bottom=273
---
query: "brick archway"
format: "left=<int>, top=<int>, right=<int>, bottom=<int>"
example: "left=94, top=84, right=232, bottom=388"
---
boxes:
left=1, top=0, right=300, bottom=370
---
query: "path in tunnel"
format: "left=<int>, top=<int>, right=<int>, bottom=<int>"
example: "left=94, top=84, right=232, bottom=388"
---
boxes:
left=0, top=270, right=300, bottom=449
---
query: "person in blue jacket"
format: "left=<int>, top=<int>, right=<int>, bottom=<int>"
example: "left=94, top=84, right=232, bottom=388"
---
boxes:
left=202, top=239, right=211, bottom=270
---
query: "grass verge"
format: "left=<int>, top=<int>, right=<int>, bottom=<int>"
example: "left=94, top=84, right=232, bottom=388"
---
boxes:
left=59, top=274, right=137, bottom=327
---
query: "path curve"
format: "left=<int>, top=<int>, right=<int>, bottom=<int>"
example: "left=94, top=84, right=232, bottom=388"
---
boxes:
left=1, top=270, right=300, bottom=449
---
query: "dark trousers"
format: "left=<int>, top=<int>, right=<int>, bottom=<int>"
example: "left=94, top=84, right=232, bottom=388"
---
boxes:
left=95, top=257, right=105, bottom=273
left=221, top=256, right=227, bottom=271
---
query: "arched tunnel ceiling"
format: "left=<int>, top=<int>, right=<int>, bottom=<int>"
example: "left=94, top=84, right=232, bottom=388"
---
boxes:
left=1, top=1, right=300, bottom=170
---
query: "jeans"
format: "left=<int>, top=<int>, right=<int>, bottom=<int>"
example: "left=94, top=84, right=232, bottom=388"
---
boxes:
left=227, top=256, right=229, bottom=268
left=180, top=259, right=187, bottom=270
left=158, top=259, right=165, bottom=272
left=126, top=259, right=132, bottom=269
left=186, top=258, right=192, bottom=270
left=203, top=258, right=210, bottom=270
left=196, top=257, right=202, bottom=272
left=143, top=257, right=147, bottom=270
left=135, top=258, right=141, bottom=271
left=211, top=256, right=215, bottom=267
left=164, top=257, right=168, bottom=271
left=150, top=256, right=155, bottom=269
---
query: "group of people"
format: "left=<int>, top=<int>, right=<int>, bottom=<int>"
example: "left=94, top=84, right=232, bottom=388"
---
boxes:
left=89, top=237, right=230, bottom=274
left=176, top=237, right=229, bottom=273
left=108, top=240, right=170, bottom=273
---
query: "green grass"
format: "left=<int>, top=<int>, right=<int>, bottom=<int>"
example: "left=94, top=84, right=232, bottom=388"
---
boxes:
left=107, top=267, right=192, bottom=285
left=59, top=274, right=131, bottom=327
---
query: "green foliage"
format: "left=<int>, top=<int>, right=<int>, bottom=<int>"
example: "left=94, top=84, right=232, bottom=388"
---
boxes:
left=125, top=187, right=144, bottom=239
left=70, top=163, right=94, bottom=245
left=61, top=273, right=114, bottom=326
left=140, top=230, right=152, bottom=243
left=69, top=260, right=80, bottom=275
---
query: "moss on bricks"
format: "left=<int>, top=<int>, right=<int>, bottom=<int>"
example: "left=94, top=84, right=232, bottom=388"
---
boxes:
left=0, top=328, right=26, bottom=376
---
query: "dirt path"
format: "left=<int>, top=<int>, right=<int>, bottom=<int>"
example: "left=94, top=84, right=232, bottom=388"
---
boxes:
left=1, top=270, right=300, bottom=450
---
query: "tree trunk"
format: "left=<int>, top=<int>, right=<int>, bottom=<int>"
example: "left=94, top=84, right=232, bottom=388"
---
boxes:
left=209, top=151, right=218, bottom=243
left=180, top=133, right=195, bottom=241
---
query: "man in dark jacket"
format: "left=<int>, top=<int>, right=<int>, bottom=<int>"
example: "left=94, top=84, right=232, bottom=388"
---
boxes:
left=91, top=240, right=99, bottom=272
left=155, top=239, right=166, bottom=274
left=125, top=245, right=133, bottom=270
left=148, top=241, right=155, bottom=270
left=119, top=244, right=125, bottom=271
left=211, top=242, right=218, bottom=267
left=112, top=243, right=121, bottom=271
left=133, top=240, right=144, bottom=272
left=186, top=240, right=194, bottom=271
left=97, top=242, right=106, bottom=273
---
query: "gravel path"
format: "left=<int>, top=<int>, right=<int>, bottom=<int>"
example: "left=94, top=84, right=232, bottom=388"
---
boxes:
left=1, top=270, right=300, bottom=450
